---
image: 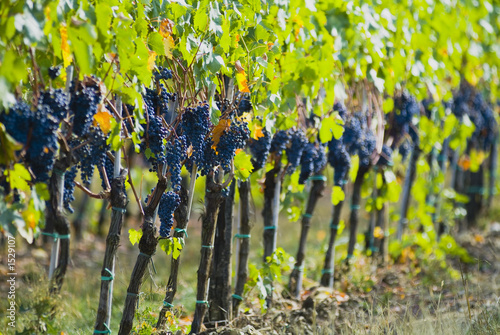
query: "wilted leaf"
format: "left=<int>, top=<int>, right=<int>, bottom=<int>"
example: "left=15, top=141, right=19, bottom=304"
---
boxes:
left=94, top=105, right=113, bottom=134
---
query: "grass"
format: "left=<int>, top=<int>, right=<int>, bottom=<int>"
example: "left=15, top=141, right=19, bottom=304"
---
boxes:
left=1, top=174, right=500, bottom=334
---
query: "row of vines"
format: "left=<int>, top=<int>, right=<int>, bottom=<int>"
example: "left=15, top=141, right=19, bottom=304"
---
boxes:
left=1, top=0, right=499, bottom=334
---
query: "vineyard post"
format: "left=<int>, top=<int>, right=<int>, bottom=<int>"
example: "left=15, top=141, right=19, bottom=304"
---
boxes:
left=118, top=176, right=167, bottom=335
left=435, top=138, right=449, bottom=237
left=366, top=168, right=379, bottom=254
left=94, top=98, right=128, bottom=334
left=190, top=168, right=232, bottom=334
left=289, top=175, right=325, bottom=298
left=347, top=165, right=370, bottom=260
left=320, top=182, right=346, bottom=288
left=487, top=136, right=498, bottom=208
left=156, top=184, right=189, bottom=330
left=207, top=180, right=235, bottom=326
left=397, top=145, right=421, bottom=241
left=47, top=65, right=73, bottom=280
left=233, top=180, right=251, bottom=315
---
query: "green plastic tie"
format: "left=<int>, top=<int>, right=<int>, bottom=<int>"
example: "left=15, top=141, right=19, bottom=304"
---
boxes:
left=308, top=175, right=327, bottom=181
left=163, top=301, right=174, bottom=308
left=232, top=294, right=243, bottom=301
left=303, top=213, right=313, bottom=219
left=127, top=292, right=139, bottom=297
left=201, top=245, right=213, bottom=249
left=263, top=226, right=276, bottom=230
left=41, top=232, right=58, bottom=240
left=174, top=228, right=188, bottom=237
left=294, top=265, right=304, bottom=272
left=196, top=300, right=210, bottom=306
left=58, top=234, right=70, bottom=239
left=330, top=224, right=339, bottom=230
left=139, top=252, right=152, bottom=258
left=151, top=257, right=157, bottom=275
left=321, top=268, right=333, bottom=274
left=101, top=268, right=114, bottom=281
left=234, top=234, right=251, bottom=241
left=94, top=323, right=111, bottom=334
left=53, top=169, right=66, bottom=176
left=346, top=254, right=354, bottom=259
left=370, top=247, right=379, bottom=253
left=350, top=204, right=361, bottom=210
left=112, top=206, right=126, bottom=213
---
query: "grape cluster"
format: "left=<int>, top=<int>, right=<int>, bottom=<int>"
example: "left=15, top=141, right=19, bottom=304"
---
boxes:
left=299, top=143, right=315, bottom=184
left=298, top=142, right=326, bottom=184
left=166, top=136, right=187, bottom=191
left=393, top=92, right=420, bottom=132
left=334, top=101, right=348, bottom=121
left=99, top=155, right=115, bottom=189
left=39, top=89, right=69, bottom=121
left=398, top=138, right=411, bottom=159
left=248, top=129, right=272, bottom=170
left=48, top=66, right=61, bottom=80
left=285, top=129, right=308, bottom=173
left=71, top=127, right=110, bottom=185
left=158, top=191, right=181, bottom=238
left=154, top=66, right=173, bottom=81
left=71, top=84, right=102, bottom=137
left=270, top=130, right=290, bottom=154
left=213, top=120, right=250, bottom=172
left=1, top=101, right=33, bottom=145
left=1, top=100, right=60, bottom=182
left=181, top=102, right=211, bottom=166
left=63, top=166, right=78, bottom=213
left=453, top=81, right=498, bottom=150
left=237, top=95, right=252, bottom=114
left=358, top=130, right=376, bottom=167
left=377, top=144, right=393, bottom=166
left=342, top=116, right=363, bottom=154
left=140, top=107, right=169, bottom=170
left=327, top=102, right=352, bottom=185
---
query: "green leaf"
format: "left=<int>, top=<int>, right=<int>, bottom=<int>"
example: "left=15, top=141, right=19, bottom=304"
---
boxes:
left=159, top=238, right=174, bottom=255
left=148, top=32, right=166, bottom=56
left=194, top=6, right=208, bottom=32
left=319, top=115, right=344, bottom=143
left=382, top=98, right=394, bottom=114
left=443, top=114, right=457, bottom=139
left=129, top=228, right=142, bottom=246
left=234, top=150, right=254, bottom=180
left=6, top=163, right=31, bottom=192
left=331, top=185, right=345, bottom=205
left=0, top=122, right=23, bottom=165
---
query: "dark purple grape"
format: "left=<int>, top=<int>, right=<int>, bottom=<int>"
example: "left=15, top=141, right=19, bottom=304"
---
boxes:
left=270, top=130, right=290, bottom=154
left=166, top=135, right=187, bottom=192
left=285, top=129, right=308, bottom=174
left=63, top=166, right=78, bottom=213
left=248, top=129, right=272, bottom=170
left=48, top=66, right=62, bottom=80
left=158, top=191, right=181, bottom=238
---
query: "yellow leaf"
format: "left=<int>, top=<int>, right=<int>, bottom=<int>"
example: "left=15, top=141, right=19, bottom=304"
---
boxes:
left=163, top=35, right=174, bottom=59
left=374, top=226, right=384, bottom=239
left=253, top=124, right=265, bottom=140
left=211, top=119, right=231, bottom=150
left=236, top=71, right=250, bottom=93
left=60, top=24, right=72, bottom=68
left=93, top=105, right=113, bottom=134
left=474, top=234, right=485, bottom=244
left=159, top=18, right=173, bottom=39
left=148, top=51, right=157, bottom=71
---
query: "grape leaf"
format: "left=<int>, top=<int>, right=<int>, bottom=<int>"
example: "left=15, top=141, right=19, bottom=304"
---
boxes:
left=234, top=150, right=254, bottom=180
left=128, top=228, right=142, bottom=246
left=331, top=185, right=345, bottom=205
